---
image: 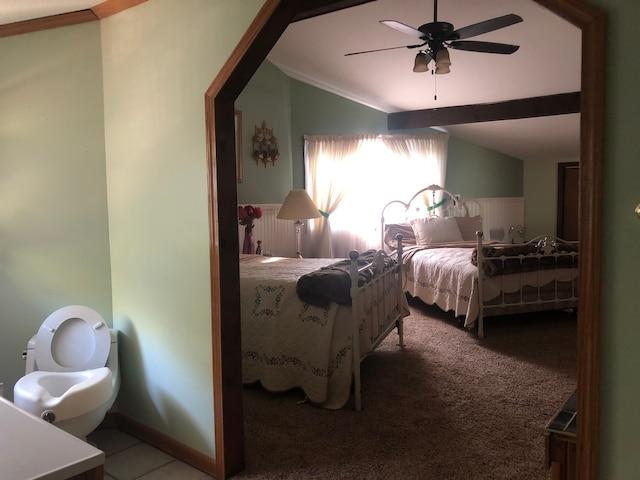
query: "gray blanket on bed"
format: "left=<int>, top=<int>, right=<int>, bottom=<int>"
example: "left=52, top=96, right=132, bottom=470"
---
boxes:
left=471, top=242, right=579, bottom=276
left=296, top=250, right=395, bottom=307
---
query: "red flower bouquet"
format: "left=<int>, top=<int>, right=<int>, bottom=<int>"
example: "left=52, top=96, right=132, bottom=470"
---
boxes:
left=238, top=205, right=263, bottom=230
left=239, top=205, right=262, bottom=254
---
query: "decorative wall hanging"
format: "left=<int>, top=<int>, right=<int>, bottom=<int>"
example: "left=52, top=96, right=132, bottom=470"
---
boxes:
left=253, top=121, right=279, bottom=167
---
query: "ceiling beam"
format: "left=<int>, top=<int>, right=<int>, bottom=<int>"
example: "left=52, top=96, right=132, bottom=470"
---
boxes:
left=387, top=91, right=581, bottom=130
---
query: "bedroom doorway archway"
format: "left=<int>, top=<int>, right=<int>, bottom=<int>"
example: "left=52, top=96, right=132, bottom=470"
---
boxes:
left=205, top=1, right=605, bottom=478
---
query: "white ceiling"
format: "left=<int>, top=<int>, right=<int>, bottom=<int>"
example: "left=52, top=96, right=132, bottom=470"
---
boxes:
left=267, top=0, right=582, bottom=161
left=0, top=0, right=582, bottom=161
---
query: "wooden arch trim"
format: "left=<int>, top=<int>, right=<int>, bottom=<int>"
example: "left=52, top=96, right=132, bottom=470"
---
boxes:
left=206, top=1, right=605, bottom=478
left=0, top=0, right=148, bottom=38
left=533, top=1, right=606, bottom=478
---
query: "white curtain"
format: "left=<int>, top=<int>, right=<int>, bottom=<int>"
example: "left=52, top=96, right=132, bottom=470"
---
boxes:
left=304, top=135, right=366, bottom=257
left=304, top=133, right=449, bottom=257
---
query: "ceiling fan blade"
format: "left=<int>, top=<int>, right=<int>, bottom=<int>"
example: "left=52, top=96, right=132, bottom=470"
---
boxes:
left=448, top=40, right=520, bottom=54
left=380, top=20, right=425, bottom=39
left=452, top=14, right=523, bottom=40
left=345, top=42, right=425, bottom=56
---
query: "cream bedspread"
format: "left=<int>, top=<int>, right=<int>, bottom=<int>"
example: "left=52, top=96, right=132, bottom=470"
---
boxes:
left=239, top=254, right=373, bottom=409
left=402, top=244, right=578, bottom=328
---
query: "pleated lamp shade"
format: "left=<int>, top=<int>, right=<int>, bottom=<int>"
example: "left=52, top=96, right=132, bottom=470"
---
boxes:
left=276, top=189, right=321, bottom=220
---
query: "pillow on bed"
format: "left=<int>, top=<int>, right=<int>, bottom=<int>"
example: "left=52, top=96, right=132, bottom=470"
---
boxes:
left=455, top=215, right=483, bottom=241
left=384, top=222, right=416, bottom=249
left=410, top=217, right=463, bottom=244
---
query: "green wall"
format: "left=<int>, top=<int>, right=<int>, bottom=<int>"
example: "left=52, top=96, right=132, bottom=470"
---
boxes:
left=238, top=65, right=523, bottom=202
left=0, top=0, right=264, bottom=459
left=100, top=0, right=263, bottom=457
left=0, top=22, right=111, bottom=402
left=523, top=157, right=580, bottom=238
left=2, top=1, right=640, bottom=477
left=446, top=138, right=523, bottom=198
left=289, top=77, right=523, bottom=197
left=596, top=1, right=640, bottom=477
left=289, top=78, right=390, bottom=189
left=236, top=61, right=293, bottom=204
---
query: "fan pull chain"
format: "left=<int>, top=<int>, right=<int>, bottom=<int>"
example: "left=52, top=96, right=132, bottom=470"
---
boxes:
left=433, top=69, right=437, bottom=101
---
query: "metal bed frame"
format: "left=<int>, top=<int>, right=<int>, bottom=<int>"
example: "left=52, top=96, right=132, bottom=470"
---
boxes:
left=349, top=236, right=405, bottom=411
left=381, top=185, right=578, bottom=338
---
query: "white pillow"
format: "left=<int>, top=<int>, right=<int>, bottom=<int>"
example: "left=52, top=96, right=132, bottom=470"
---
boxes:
left=411, top=217, right=463, bottom=245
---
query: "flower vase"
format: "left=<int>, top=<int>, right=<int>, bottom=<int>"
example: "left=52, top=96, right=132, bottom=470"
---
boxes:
left=242, top=226, right=255, bottom=254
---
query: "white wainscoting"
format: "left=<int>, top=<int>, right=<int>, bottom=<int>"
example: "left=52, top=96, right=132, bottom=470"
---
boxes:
left=240, top=197, right=526, bottom=257
left=467, top=197, right=525, bottom=242
left=238, top=204, right=297, bottom=257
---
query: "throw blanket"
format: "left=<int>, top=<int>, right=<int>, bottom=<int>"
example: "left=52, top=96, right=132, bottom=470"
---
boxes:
left=471, top=241, right=579, bottom=277
left=296, top=250, right=396, bottom=307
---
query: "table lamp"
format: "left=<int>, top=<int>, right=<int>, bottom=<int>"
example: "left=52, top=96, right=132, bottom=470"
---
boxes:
left=276, top=189, right=321, bottom=258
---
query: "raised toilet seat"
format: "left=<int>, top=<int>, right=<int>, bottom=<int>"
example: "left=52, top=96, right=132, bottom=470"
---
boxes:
left=13, top=306, right=117, bottom=437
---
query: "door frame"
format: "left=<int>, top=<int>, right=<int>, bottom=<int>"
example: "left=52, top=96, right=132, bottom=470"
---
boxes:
left=205, top=1, right=605, bottom=478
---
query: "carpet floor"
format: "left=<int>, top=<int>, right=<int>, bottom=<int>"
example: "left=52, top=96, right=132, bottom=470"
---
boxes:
left=236, top=296, right=577, bottom=479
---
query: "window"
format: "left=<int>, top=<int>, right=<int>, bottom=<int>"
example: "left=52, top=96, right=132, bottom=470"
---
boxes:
left=305, top=133, right=449, bottom=257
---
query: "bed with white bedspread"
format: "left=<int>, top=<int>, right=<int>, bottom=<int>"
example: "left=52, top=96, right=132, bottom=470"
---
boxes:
left=240, top=247, right=408, bottom=410
left=383, top=185, right=579, bottom=338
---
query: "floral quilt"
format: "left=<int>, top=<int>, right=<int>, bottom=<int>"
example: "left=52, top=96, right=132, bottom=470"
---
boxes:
left=239, top=255, right=374, bottom=409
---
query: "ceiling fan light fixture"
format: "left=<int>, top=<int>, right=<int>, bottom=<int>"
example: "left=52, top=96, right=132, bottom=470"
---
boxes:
left=412, top=51, right=430, bottom=73
left=353, top=2, right=523, bottom=79
left=435, top=48, right=451, bottom=74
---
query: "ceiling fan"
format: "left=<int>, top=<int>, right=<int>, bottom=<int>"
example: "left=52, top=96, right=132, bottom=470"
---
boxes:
left=345, top=0, right=523, bottom=74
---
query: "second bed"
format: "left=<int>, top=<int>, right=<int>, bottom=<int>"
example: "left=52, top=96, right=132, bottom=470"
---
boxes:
left=383, top=185, right=579, bottom=338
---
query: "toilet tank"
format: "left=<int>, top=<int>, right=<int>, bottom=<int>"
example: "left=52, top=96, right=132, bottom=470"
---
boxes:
left=106, top=329, right=121, bottom=411
left=106, top=329, right=119, bottom=374
left=23, top=335, right=37, bottom=375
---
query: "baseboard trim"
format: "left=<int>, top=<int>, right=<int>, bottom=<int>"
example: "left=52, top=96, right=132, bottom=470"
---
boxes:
left=102, top=412, right=217, bottom=477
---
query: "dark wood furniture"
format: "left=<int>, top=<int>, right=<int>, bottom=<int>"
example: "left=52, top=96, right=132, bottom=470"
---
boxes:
left=545, top=390, right=577, bottom=480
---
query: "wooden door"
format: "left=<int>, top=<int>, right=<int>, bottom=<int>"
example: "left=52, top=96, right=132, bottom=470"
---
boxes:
left=557, top=162, right=579, bottom=241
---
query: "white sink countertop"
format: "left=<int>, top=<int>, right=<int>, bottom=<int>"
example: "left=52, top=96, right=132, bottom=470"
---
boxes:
left=0, top=396, right=105, bottom=480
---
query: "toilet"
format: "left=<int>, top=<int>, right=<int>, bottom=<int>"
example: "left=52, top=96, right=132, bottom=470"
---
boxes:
left=13, top=305, right=120, bottom=440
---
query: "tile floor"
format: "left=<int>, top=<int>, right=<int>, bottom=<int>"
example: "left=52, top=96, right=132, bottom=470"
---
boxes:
left=87, top=427, right=213, bottom=480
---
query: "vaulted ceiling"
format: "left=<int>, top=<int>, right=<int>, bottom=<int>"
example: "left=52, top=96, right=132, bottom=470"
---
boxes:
left=268, top=0, right=581, bottom=161
left=0, top=0, right=581, bottom=161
